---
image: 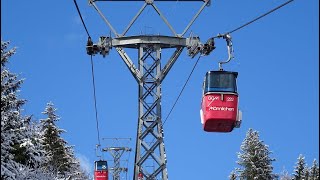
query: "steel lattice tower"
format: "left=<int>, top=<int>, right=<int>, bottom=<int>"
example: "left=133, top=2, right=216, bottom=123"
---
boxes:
left=87, top=0, right=212, bottom=179
left=103, top=147, right=131, bottom=180
left=114, top=35, right=189, bottom=180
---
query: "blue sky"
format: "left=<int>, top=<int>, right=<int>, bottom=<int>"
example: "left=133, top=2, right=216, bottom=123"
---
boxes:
left=2, top=0, right=319, bottom=179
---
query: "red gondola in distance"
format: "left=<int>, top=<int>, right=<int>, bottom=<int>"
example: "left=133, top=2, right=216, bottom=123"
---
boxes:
left=138, top=172, right=143, bottom=180
left=94, top=160, right=108, bottom=180
left=200, top=71, right=242, bottom=132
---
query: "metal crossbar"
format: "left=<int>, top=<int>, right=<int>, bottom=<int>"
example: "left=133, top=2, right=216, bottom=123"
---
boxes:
left=89, top=0, right=210, bottom=37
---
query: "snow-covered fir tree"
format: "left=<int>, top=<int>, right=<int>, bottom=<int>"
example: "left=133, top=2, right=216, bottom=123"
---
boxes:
left=40, top=102, right=72, bottom=177
left=1, top=40, right=89, bottom=179
left=229, top=170, right=237, bottom=180
left=236, top=128, right=277, bottom=180
left=39, top=102, right=90, bottom=179
left=1, top=40, right=54, bottom=179
left=309, top=159, right=319, bottom=180
left=306, top=168, right=311, bottom=180
left=1, top=40, right=29, bottom=179
left=289, top=156, right=320, bottom=180
left=21, top=119, right=55, bottom=179
left=292, top=154, right=307, bottom=180
left=279, top=168, right=292, bottom=180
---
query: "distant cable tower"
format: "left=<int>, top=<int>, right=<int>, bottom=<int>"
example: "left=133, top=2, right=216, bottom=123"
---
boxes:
left=103, top=147, right=131, bottom=180
left=103, top=138, right=132, bottom=180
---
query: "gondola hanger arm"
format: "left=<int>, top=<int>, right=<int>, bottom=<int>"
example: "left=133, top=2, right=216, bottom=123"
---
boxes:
left=196, top=33, right=234, bottom=69
left=217, top=33, right=234, bottom=70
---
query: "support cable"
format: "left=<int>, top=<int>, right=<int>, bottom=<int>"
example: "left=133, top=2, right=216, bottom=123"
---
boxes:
left=90, top=55, right=102, bottom=146
left=163, top=0, right=294, bottom=124
left=73, top=0, right=295, bottom=160
left=161, top=0, right=294, bottom=124
left=225, top=0, right=294, bottom=35
left=163, top=55, right=202, bottom=125
left=73, top=0, right=91, bottom=38
left=73, top=0, right=102, bottom=146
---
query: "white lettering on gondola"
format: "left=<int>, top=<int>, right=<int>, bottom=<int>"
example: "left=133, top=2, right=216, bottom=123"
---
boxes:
left=208, top=96, right=219, bottom=101
left=209, top=106, right=235, bottom=111
left=207, top=96, right=219, bottom=107
left=226, top=97, right=234, bottom=101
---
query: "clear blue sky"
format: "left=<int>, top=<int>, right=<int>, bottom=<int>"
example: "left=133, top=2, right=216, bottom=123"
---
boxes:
left=2, top=0, right=319, bottom=179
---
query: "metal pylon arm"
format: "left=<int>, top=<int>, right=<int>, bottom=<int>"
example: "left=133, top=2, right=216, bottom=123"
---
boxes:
left=158, top=47, right=184, bottom=83
left=93, top=0, right=206, bottom=2
left=92, top=0, right=205, bottom=2
left=150, top=3, right=178, bottom=37
left=89, top=0, right=119, bottom=37
left=181, top=0, right=210, bottom=36
left=89, top=0, right=210, bottom=38
left=116, top=47, right=141, bottom=82
left=122, top=3, right=148, bottom=37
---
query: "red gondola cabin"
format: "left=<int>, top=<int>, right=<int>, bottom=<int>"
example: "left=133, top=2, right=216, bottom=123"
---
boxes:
left=200, top=71, right=242, bottom=132
left=94, top=160, right=108, bottom=180
left=138, top=172, right=143, bottom=180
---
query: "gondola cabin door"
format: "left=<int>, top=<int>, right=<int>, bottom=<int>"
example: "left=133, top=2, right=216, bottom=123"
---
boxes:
left=94, top=160, right=108, bottom=180
left=200, top=71, right=241, bottom=132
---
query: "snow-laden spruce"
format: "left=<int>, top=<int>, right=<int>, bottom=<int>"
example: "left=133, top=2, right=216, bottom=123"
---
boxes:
left=292, top=154, right=307, bottom=180
left=1, top=40, right=28, bottom=179
left=40, top=102, right=90, bottom=179
left=1, top=40, right=89, bottom=179
left=234, top=128, right=277, bottom=180
left=309, top=159, right=320, bottom=180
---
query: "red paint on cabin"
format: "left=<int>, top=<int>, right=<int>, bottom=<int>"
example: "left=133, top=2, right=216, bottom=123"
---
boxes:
left=94, top=170, right=108, bottom=180
left=201, top=93, right=238, bottom=132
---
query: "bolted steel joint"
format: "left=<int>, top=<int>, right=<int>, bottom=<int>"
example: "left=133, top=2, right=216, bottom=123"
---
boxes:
left=145, top=0, right=153, bottom=5
left=86, top=36, right=112, bottom=57
left=201, top=38, right=216, bottom=56
left=187, top=36, right=202, bottom=58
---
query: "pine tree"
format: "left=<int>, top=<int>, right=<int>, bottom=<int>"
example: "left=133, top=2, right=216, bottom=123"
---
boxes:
left=40, top=102, right=73, bottom=178
left=292, top=154, right=307, bottom=180
left=236, top=128, right=277, bottom=180
left=26, top=120, right=49, bottom=168
left=310, top=159, right=319, bottom=180
left=279, top=168, right=292, bottom=180
left=305, top=169, right=311, bottom=180
left=22, top=119, right=55, bottom=179
left=1, top=40, right=29, bottom=179
left=39, top=102, right=91, bottom=179
left=1, top=40, right=88, bottom=179
left=229, top=170, right=238, bottom=180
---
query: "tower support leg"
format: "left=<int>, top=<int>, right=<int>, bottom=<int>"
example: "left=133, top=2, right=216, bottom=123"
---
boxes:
left=134, top=45, right=168, bottom=180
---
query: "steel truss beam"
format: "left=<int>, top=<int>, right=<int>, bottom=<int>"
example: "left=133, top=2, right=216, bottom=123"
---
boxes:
left=89, top=0, right=210, bottom=37
left=113, top=35, right=194, bottom=84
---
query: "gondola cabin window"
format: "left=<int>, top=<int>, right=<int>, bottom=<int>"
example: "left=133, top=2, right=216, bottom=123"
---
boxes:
left=204, top=71, right=238, bottom=94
